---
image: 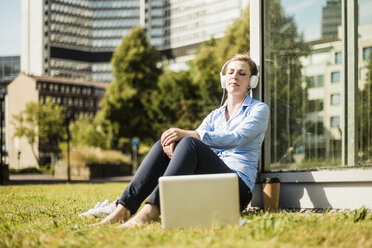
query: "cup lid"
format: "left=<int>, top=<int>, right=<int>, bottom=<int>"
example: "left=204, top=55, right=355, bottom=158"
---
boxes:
left=264, top=177, right=280, bottom=183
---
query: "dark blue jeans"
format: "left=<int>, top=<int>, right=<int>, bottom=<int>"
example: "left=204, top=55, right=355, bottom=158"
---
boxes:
left=118, top=136, right=252, bottom=215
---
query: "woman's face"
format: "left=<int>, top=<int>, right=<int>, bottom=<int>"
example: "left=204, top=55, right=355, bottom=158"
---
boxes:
left=225, top=60, right=251, bottom=97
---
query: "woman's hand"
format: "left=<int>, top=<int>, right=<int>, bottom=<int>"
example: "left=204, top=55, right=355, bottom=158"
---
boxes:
left=161, top=128, right=185, bottom=147
left=163, top=142, right=176, bottom=159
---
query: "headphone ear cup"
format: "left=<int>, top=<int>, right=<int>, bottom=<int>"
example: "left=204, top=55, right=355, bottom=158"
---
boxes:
left=220, top=75, right=226, bottom=89
left=250, top=75, right=259, bottom=89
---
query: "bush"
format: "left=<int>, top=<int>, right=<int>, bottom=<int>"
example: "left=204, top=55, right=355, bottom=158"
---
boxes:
left=63, top=146, right=131, bottom=166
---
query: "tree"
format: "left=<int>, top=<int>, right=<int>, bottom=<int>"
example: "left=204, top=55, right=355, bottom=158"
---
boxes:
left=145, top=70, right=201, bottom=139
left=190, top=7, right=252, bottom=117
left=190, top=38, right=222, bottom=117
left=217, top=7, right=251, bottom=60
left=69, top=114, right=107, bottom=149
left=97, top=27, right=162, bottom=149
left=190, top=2, right=309, bottom=163
left=11, top=98, right=66, bottom=166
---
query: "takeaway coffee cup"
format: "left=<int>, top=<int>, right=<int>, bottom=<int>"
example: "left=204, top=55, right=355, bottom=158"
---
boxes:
left=262, top=177, right=280, bottom=212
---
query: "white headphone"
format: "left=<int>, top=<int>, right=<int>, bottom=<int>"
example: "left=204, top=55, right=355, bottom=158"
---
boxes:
left=219, top=59, right=259, bottom=89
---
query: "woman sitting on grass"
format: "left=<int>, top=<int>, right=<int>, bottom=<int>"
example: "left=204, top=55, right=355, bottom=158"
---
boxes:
left=90, top=54, right=269, bottom=228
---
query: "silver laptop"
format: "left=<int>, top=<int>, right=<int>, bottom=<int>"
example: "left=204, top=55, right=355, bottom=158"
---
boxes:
left=159, top=173, right=240, bottom=229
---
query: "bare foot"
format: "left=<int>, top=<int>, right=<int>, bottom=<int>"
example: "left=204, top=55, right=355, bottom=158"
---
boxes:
left=89, top=204, right=129, bottom=227
left=117, top=204, right=160, bottom=228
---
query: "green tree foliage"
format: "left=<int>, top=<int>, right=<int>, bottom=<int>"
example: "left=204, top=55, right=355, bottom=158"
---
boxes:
left=217, top=7, right=251, bottom=60
left=69, top=114, right=107, bottom=149
left=358, top=53, right=372, bottom=160
left=145, top=70, right=201, bottom=139
left=191, top=2, right=309, bottom=163
left=190, top=38, right=222, bottom=116
left=97, top=27, right=162, bottom=148
left=11, top=98, right=66, bottom=166
left=190, top=7, right=252, bottom=117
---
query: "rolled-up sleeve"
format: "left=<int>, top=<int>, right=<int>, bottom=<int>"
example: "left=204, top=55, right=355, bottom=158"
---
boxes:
left=195, top=110, right=214, bottom=140
left=197, top=103, right=269, bottom=149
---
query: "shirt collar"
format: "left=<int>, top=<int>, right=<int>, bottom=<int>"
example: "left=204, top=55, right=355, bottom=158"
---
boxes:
left=220, top=94, right=253, bottom=110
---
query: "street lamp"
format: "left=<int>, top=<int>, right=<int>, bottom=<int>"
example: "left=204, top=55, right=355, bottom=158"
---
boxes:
left=65, top=110, right=72, bottom=182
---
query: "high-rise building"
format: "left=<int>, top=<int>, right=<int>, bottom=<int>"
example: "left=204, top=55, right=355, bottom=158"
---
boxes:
left=0, top=56, right=20, bottom=88
left=21, top=0, right=249, bottom=80
left=0, top=56, right=20, bottom=155
left=302, top=23, right=372, bottom=161
left=21, top=0, right=168, bottom=82
left=163, top=0, right=249, bottom=70
left=321, top=0, right=341, bottom=38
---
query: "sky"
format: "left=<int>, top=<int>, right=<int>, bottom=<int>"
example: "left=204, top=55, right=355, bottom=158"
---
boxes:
left=0, top=0, right=21, bottom=56
left=0, top=0, right=371, bottom=56
left=282, top=0, right=372, bottom=42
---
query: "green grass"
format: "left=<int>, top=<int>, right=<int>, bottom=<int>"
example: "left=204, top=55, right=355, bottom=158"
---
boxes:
left=1, top=184, right=372, bottom=248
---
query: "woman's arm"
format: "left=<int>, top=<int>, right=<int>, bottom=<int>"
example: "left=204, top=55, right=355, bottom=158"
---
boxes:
left=198, top=103, right=269, bottom=149
left=161, top=128, right=200, bottom=147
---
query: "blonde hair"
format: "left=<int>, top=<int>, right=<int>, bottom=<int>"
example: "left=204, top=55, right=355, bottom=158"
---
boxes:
left=228, top=54, right=258, bottom=76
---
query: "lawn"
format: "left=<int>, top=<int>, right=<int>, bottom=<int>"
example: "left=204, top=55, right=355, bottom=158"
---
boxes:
left=1, top=183, right=371, bottom=248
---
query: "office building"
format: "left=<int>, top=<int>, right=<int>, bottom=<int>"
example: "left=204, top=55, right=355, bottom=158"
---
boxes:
left=5, top=72, right=107, bottom=168
left=21, top=0, right=168, bottom=82
left=21, top=0, right=249, bottom=79
left=0, top=56, right=20, bottom=158
left=163, top=0, right=249, bottom=70
left=321, top=0, right=341, bottom=38
left=0, top=56, right=20, bottom=87
left=301, top=23, right=372, bottom=161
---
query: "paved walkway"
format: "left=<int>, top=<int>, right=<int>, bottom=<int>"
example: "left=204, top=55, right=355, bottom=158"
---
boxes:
left=4, top=174, right=133, bottom=185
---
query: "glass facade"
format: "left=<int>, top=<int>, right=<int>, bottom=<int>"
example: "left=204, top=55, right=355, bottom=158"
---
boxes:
left=167, top=0, right=245, bottom=49
left=264, top=0, right=342, bottom=170
left=43, top=0, right=168, bottom=81
left=0, top=56, right=20, bottom=83
left=358, top=0, right=372, bottom=165
left=263, top=0, right=372, bottom=171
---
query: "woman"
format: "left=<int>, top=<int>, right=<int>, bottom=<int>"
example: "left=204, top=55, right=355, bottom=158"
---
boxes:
left=90, top=54, right=269, bottom=228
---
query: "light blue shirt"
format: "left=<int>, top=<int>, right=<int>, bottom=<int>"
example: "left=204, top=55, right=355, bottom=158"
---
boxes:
left=195, top=95, right=269, bottom=191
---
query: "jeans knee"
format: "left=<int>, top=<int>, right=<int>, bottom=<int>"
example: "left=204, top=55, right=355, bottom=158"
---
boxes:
left=179, top=136, right=198, bottom=146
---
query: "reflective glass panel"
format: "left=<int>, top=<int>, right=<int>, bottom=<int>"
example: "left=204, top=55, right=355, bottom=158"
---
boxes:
left=358, top=0, right=372, bottom=165
left=264, top=0, right=343, bottom=170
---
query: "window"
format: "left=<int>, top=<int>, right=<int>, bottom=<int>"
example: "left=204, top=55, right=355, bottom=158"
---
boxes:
left=331, top=94, right=340, bottom=105
left=358, top=1, right=372, bottom=165
left=335, top=52, right=342, bottom=64
left=263, top=0, right=343, bottom=171
left=363, top=47, right=372, bottom=60
left=331, top=72, right=340, bottom=83
left=307, top=75, right=324, bottom=88
left=308, top=99, right=324, bottom=112
left=331, top=117, right=340, bottom=127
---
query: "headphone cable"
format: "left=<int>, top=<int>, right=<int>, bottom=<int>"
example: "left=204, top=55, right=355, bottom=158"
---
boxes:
left=219, top=88, right=226, bottom=107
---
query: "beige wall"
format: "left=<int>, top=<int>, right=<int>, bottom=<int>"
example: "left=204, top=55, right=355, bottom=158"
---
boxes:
left=5, top=73, right=39, bottom=169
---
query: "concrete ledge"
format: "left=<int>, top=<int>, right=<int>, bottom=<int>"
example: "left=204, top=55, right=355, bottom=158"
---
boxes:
left=259, top=169, right=372, bottom=183
left=251, top=169, right=372, bottom=210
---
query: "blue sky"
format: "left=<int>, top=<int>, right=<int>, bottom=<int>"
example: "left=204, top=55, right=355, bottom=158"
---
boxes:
left=283, top=0, right=372, bottom=42
left=0, top=0, right=371, bottom=56
left=0, top=0, right=21, bottom=56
